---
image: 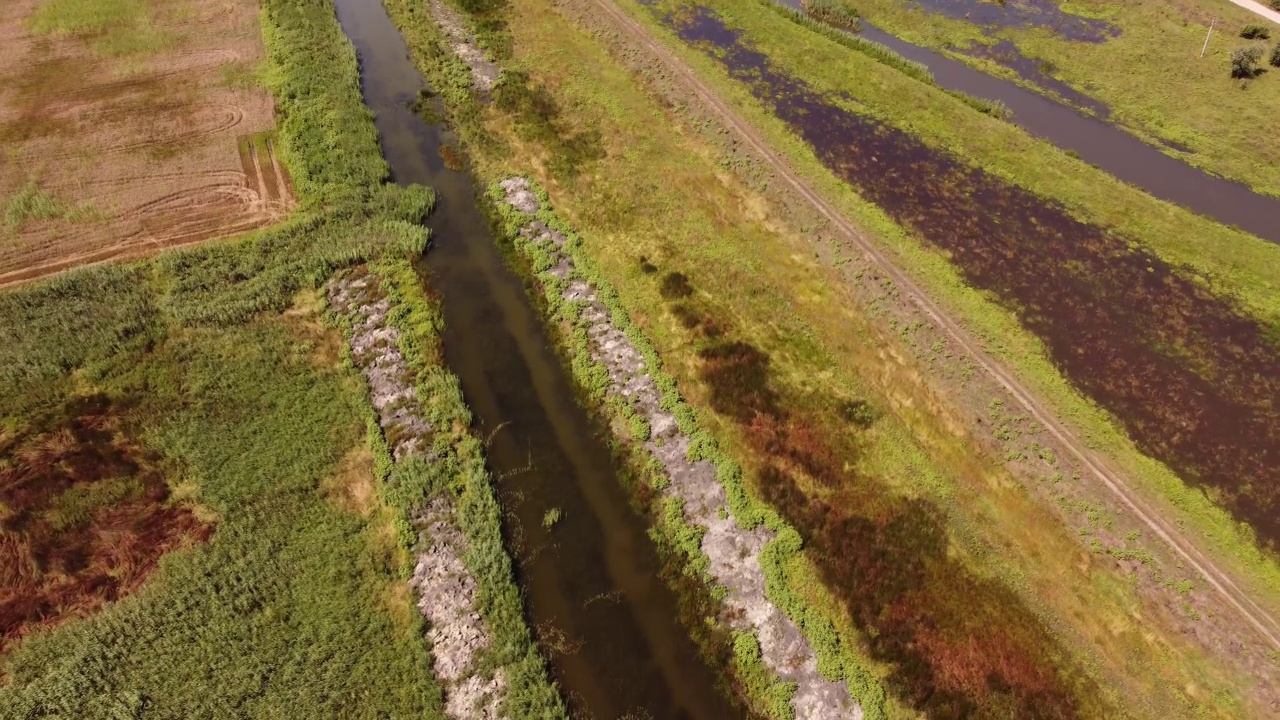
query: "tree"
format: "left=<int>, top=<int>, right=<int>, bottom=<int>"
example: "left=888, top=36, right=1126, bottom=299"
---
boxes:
left=1272, top=43, right=1280, bottom=68
left=1231, top=46, right=1264, bottom=78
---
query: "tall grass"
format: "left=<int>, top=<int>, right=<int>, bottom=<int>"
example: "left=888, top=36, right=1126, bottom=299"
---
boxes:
left=0, top=0, right=559, bottom=715
left=3, top=181, right=97, bottom=233
left=802, top=0, right=861, bottom=33
left=757, top=0, right=933, bottom=84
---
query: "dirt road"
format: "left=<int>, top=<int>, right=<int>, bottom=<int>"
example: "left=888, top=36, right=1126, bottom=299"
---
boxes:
left=1226, top=0, right=1280, bottom=25
left=583, top=0, right=1280, bottom=651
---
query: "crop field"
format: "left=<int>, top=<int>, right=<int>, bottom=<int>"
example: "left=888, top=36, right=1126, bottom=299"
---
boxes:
left=386, top=0, right=1280, bottom=716
left=842, top=0, right=1280, bottom=197
left=0, top=0, right=292, bottom=288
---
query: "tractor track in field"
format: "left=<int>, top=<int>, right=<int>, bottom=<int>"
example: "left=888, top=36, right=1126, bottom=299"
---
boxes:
left=584, top=0, right=1280, bottom=652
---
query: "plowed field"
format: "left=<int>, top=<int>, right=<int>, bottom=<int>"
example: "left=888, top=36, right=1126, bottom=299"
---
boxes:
left=0, top=0, right=293, bottom=288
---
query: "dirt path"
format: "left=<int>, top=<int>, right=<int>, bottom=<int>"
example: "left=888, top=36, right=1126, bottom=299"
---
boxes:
left=1226, top=0, right=1280, bottom=25
left=584, top=0, right=1280, bottom=652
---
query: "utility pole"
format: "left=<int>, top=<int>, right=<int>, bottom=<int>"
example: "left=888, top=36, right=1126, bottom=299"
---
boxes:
left=1201, top=20, right=1215, bottom=58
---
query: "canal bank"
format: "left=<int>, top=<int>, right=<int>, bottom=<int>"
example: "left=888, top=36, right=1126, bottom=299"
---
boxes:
left=769, top=0, right=1280, bottom=244
left=329, top=0, right=743, bottom=717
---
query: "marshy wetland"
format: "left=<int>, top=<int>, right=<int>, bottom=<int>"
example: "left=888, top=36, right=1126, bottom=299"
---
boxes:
left=3, top=0, right=1280, bottom=717
left=659, top=3, right=1280, bottom=549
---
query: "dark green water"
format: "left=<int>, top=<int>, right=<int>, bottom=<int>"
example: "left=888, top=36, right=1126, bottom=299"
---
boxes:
left=330, top=1, right=741, bottom=717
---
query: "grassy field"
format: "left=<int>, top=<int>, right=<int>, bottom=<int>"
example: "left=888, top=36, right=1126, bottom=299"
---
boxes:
left=0, top=0, right=561, bottom=715
left=384, top=0, right=1278, bottom=716
left=846, top=0, right=1280, bottom=197
left=629, top=0, right=1280, bottom=603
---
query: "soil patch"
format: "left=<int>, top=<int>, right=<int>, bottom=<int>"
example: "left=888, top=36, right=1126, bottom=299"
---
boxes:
left=0, top=0, right=294, bottom=288
left=0, top=395, right=212, bottom=652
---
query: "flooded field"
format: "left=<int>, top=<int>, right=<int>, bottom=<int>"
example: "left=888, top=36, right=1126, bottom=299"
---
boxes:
left=661, top=3, right=1280, bottom=554
left=771, top=0, right=1280, bottom=242
left=903, top=0, right=1118, bottom=42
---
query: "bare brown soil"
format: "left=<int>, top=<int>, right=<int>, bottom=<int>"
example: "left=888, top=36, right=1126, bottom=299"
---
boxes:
left=0, top=0, right=294, bottom=289
left=0, top=395, right=211, bottom=651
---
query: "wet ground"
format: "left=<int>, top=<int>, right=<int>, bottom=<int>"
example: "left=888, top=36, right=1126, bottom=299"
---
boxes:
left=901, top=0, right=1119, bottom=42
left=0, top=396, right=211, bottom=650
left=770, top=0, right=1280, bottom=242
left=956, top=38, right=1110, bottom=117
left=664, top=0, right=1280, bottom=564
left=331, top=0, right=741, bottom=717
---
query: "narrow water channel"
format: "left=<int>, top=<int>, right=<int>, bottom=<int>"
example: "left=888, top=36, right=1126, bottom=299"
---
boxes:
left=772, top=0, right=1280, bottom=243
left=330, top=1, right=741, bottom=717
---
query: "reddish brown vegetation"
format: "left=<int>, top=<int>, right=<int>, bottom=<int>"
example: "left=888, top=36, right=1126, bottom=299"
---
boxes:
left=660, top=270, right=1085, bottom=716
left=438, top=143, right=466, bottom=171
left=0, top=396, right=211, bottom=650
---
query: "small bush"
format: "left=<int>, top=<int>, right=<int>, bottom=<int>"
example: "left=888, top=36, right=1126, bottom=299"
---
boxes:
left=1240, top=24, right=1271, bottom=40
left=1231, top=46, right=1264, bottom=78
left=542, top=508, right=562, bottom=528
left=804, top=0, right=861, bottom=33
left=1271, top=43, right=1280, bottom=68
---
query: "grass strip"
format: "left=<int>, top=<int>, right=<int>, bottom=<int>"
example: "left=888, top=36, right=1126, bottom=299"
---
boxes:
left=488, top=178, right=890, bottom=720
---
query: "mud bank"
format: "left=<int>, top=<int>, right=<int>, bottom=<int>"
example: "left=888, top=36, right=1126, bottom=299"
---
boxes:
left=497, top=177, right=863, bottom=720
left=328, top=270, right=507, bottom=719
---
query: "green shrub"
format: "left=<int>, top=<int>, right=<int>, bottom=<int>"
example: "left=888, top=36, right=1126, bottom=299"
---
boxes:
left=1231, top=46, right=1264, bottom=78
left=1240, top=24, right=1271, bottom=40
left=1271, top=42, right=1280, bottom=68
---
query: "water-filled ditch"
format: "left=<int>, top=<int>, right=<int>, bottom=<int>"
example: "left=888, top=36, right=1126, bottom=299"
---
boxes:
left=330, top=0, right=741, bottom=716
left=771, top=0, right=1280, bottom=243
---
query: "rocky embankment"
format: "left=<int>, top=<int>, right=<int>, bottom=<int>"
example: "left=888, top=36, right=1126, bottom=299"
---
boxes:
left=429, top=1, right=500, bottom=91
left=499, top=178, right=860, bottom=720
left=328, top=270, right=507, bottom=719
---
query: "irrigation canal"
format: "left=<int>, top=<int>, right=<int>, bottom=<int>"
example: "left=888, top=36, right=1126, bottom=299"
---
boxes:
left=331, top=0, right=741, bottom=717
left=774, top=0, right=1280, bottom=244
